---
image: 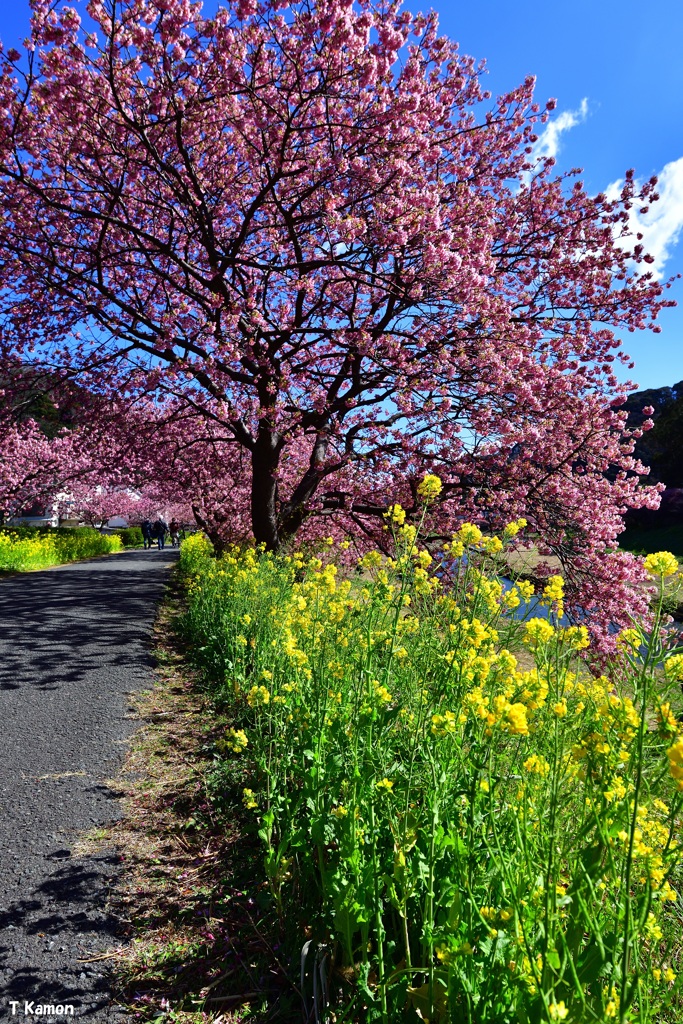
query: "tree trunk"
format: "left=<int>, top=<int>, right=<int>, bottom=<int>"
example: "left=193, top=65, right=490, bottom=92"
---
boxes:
left=277, top=430, right=329, bottom=544
left=191, top=504, right=228, bottom=556
left=251, top=427, right=281, bottom=550
left=208, top=530, right=228, bottom=557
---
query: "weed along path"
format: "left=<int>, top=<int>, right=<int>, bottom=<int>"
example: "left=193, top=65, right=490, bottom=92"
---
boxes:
left=0, top=547, right=178, bottom=1020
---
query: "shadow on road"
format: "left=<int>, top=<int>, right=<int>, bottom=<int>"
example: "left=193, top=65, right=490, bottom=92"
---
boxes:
left=0, top=550, right=178, bottom=694
left=0, top=547, right=177, bottom=1020
left=0, top=847, right=124, bottom=1015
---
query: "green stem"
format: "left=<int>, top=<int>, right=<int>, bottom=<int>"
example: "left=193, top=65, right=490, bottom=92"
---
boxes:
left=619, top=587, right=662, bottom=1021
left=424, top=760, right=439, bottom=1019
left=369, top=798, right=389, bottom=1024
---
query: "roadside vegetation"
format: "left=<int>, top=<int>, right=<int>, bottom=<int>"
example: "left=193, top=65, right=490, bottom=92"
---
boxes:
left=156, top=479, right=683, bottom=1024
left=111, top=525, right=144, bottom=548
left=0, top=524, right=122, bottom=571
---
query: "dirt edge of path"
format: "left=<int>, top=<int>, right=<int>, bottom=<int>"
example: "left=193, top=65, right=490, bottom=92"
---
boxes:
left=79, top=576, right=295, bottom=1023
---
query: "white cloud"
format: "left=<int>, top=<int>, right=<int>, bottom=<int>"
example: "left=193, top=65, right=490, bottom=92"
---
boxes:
left=607, top=157, right=683, bottom=279
left=531, top=98, right=588, bottom=164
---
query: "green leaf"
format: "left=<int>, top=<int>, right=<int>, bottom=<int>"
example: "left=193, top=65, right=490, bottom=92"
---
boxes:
left=576, top=940, right=606, bottom=987
left=546, top=949, right=561, bottom=971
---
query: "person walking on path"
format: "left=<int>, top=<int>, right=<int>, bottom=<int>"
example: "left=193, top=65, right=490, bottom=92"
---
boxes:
left=141, top=518, right=153, bottom=549
left=169, top=518, right=180, bottom=548
left=154, top=518, right=168, bottom=550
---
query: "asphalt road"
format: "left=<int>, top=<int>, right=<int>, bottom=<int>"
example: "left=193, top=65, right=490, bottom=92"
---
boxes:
left=0, top=547, right=178, bottom=1020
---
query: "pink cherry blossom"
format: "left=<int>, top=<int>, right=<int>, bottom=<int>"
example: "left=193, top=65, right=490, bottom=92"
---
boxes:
left=0, top=0, right=674, bottom=648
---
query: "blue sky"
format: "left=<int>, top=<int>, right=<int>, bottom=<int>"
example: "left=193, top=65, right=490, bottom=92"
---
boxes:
left=1, top=0, right=682, bottom=390
left=435, top=0, right=683, bottom=392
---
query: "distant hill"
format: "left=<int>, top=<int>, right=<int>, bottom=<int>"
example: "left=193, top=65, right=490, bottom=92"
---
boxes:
left=623, top=381, right=683, bottom=487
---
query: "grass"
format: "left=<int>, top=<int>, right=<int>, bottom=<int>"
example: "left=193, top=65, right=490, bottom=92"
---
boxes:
left=0, top=525, right=122, bottom=570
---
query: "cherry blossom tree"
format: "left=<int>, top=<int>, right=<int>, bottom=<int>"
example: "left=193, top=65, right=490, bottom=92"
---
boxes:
left=0, top=418, right=74, bottom=520
left=0, top=370, right=148, bottom=524
left=0, top=0, right=673, bottom=641
left=100, top=400, right=288, bottom=549
left=103, top=396, right=398, bottom=552
left=58, top=481, right=153, bottom=528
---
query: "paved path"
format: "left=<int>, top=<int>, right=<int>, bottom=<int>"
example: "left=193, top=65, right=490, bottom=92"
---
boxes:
left=0, top=548, right=178, bottom=1020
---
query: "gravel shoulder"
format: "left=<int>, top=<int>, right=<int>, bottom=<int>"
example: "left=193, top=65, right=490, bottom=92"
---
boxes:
left=0, top=548, right=178, bottom=1020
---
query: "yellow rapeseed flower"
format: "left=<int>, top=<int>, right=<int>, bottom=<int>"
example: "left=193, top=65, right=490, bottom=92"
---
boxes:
left=664, top=653, right=683, bottom=682
left=541, top=575, right=564, bottom=615
left=603, top=777, right=627, bottom=803
left=502, top=586, right=521, bottom=609
left=399, top=522, right=417, bottom=546
left=482, top=535, right=504, bottom=554
left=505, top=702, right=529, bottom=736
left=417, top=473, right=442, bottom=502
left=384, top=503, right=406, bottom=526
left=548, top=1002, right=569, bottom=1021
left=226, top=728, right=248, bottom=753
left=667, top=737, right=683, bottom=789
left=247, top=684, right=270, bottom=707
left=523, top=618, right=555, bottom=647
left=497, top=649, right=517, bottom=673
left=431, top=711, right=457, bottom=736
left=616, top=627, right=640, bottom=651
left=503, top=518, right=527, bottom=538
left=563, top=625, right=590, bottom=650
left=360, top=550, right=383, bottom=569
left=242, top=788, right=258, bottom=809
left=524, top=754, right=550, bottom=776
left=374, top=682, right=393, bottom=704
left=643, top=551, right=679, bottom=577
left=458, top=522, right=483, bottom=545
left=657, top=701, right=678, bottom=733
